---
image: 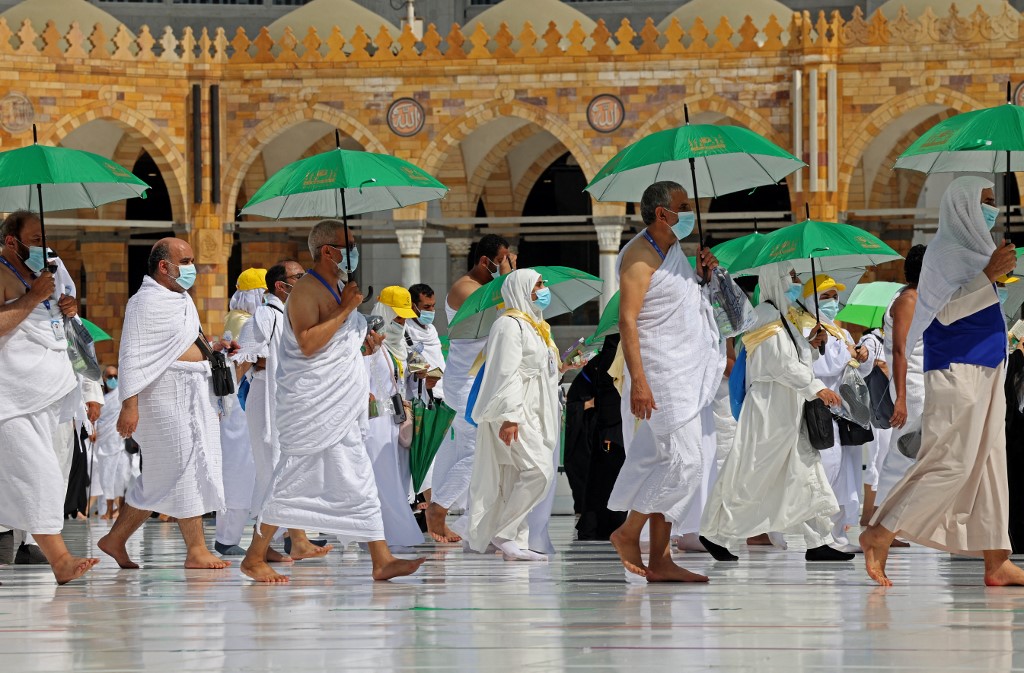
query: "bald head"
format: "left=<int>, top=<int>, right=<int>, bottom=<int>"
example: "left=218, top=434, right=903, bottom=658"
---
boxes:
left=149, top=237, right=195, bottom=292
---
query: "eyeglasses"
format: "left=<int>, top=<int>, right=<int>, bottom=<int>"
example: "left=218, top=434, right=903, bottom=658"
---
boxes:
left=286, top=272, right=305, bottom=281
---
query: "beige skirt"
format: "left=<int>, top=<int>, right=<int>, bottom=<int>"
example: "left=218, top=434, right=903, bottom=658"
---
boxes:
left=871, top=362, right=1010, bottom=555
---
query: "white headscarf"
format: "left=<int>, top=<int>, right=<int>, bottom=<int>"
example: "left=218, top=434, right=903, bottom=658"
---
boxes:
left=501, top=268, right=543, bottom=319
left=229, top=288, right=264, bottom=316
left=370, top=301, right=409, bottom=363
left=750, top=262, right=810, bottom=359
left=907, top=176, right=995, bottom=351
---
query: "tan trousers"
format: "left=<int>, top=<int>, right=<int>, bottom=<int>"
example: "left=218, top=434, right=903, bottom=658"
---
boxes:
left=871, top=362, right=1010, bottom=554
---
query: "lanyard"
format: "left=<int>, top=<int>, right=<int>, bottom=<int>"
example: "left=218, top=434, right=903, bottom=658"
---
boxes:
left=307, top=269, right=342, bottom=305
left=0, top=256, right=50, bottom=310
left=642, top=230, right=667, bottom=262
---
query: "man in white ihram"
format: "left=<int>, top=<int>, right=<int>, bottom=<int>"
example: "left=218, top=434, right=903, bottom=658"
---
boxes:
left=98, top=237, right=230, bottom=570
left=241, top=220, right=425, bottom=583
left=608, top=181, right=725, bottom=583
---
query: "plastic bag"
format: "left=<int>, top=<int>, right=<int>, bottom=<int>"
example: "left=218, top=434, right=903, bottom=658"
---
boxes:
left=838, top=365, right=872, bottom=429
left=65, top=317, right=101, bottom=381
left=709, top=268, right=757, bottom=338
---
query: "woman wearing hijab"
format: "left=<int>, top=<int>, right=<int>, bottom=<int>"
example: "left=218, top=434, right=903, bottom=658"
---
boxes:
left=862, top=176, right=1024, bottom=587
left=454, top=269, right=564, bottom=561
left=700, top=262, right=850, bottom=560
left=365, top=286, right=427, bottom=550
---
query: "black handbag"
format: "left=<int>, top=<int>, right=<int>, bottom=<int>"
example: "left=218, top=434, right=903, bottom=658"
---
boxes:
left=803, top=399, right=836, bottom=451
left=836, top=416, right=874, bottom=446
left=124, top=437, right=140, bottom=455
left=195, top=331, right=235, bottom=397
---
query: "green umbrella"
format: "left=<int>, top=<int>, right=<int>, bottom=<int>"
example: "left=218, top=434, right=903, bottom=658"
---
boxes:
left=586, top=290, right=620, bottom=344
left=79, top=318, right=112, bottom=343
left=447, top=266, right=603, bottom=340
left=895, top=83, right=1023, bottom=230
left=711, top=232, right=767, bottom=276
left=438, top=335, right=450, bottom=360
left=410, top=398, right=456, bottom=493
left=0, top=125, right=150, bottom=271
left=240, top=130, right=447, bottom=274
left=729, top=218, right=903, bottom=277
left=834, top=282, right=905, bottom=329
left=585, top=107, right=805, bottom=244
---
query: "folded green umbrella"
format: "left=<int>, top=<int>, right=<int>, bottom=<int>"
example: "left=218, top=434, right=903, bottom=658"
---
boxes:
left=834, top=282, right=904, bottom=329
left=447, top=266, right=603, bottom=340
left=410, top=399, right=456, bottom=493
left=79, top=318, right=112, bottom=343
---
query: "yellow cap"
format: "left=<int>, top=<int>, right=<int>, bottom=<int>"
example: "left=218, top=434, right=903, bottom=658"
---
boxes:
left=378, top=286, right=418, bottom=319
left=236, top=268, right=268, bottom=291
left=803, top=274, right=846, bottom=298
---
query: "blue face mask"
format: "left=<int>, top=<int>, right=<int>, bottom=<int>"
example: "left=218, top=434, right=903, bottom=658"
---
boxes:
left=15, top=239, right=46, bottom=273
left=668, top=210, right=696, bottom=240
left=785, top=283, right=803, bottom=303
left=982, top=203, right=1000, bottom=231
left=332, top=246, right=359, bottom=273
left=417, top=310, right=435, bottom=326
left=533, top=286, right=552, bottom=311
left=998, top=287, right=1010, bottom=305
left=105, top=377, right=118, bottom=391
left=170, top=262, right=197, bottom=291
left=819, top=298, right=840, bottom=321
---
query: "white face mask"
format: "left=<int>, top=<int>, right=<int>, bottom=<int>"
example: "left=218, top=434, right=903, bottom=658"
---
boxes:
left=384, top=320, right=406, bottom=353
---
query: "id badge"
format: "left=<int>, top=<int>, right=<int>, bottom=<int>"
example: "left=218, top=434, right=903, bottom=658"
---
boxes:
left=368, top=395, right=380, bottom=419
left=51, top=317, right=65, bottom=342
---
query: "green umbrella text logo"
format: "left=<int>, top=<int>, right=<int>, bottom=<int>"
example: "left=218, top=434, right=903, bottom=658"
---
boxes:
left=920, top=129, right=954, bottom=149
left=768, top=240, right=797, bottom=259
left=303, top=169, right=337, bottom=187
left=688, top=135, right=727, bottom=153
left=855, top=235, right=880, bottom=250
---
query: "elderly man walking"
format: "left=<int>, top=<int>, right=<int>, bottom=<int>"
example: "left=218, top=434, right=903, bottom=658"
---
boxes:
left=98, top=237, right=231, bottom=570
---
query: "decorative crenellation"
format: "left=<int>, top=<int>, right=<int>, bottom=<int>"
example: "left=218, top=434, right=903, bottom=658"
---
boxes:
left=0, top=3, right=1018, bottom=64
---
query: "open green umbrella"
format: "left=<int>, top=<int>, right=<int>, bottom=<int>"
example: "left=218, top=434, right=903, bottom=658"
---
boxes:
left=834, top=282, right=904, bottom=329
left=586, top=290, right=620, bottom=344
left=410, top=398, right=456, bottom=493
left=585, top=107, right=805, bottom=244
left=447, top=266, right=603, bottom=340
left=240, top=130, right=447, bottom=275
left=0, top=125, right=150, bottom=271
left=895, top=83, right=1024, bottom=230
left=79, top=318, right=112, bottom=343
left=711, top=232, right=767, bottom=276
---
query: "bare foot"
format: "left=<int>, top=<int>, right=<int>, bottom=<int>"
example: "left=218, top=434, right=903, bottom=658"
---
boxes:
left=646, top=557, right=709, bottom=583
left=184, top=548, right=231, bottom=569
left=289, top=540, right=333, bottom=560
left=372, top=557, right=426, bottom=581
left=426, top=503, right=461, bottom=543
left=860, top=527, right=893, bottom=587
left=890, top=539, right=911, bottom=548
left=985, top=560, right=1024, bottom=586
left=674, top=533, right=707, bottom=552
left=746, top=533, right=772, bottom=546
left=52, top=554, right=99, bottom=585
left=241, top=558, right=289, bottom=583
left=265, top=547, right=293, bottom=563
left=98, top=534, right=140, bottom=569
left=610, top=528, right=647, bottom=578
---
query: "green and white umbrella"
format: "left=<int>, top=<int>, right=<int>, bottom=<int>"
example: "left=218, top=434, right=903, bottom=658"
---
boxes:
left=241, top=131, right=448, bottom=274
left=79, top=318, right=112, bottom=343
left=895, top=83, right=1024, bottom=230
left=586, top=290, right=620, bottom=345
left=0, top=126, right=150, bottom=269
left=710, top=231, right=767, bottom=276
left=834, top=282, right=905, bottom=329
left=447, top=266, right=603, bottom=340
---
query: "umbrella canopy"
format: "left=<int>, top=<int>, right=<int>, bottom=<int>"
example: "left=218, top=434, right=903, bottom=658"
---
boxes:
left=410, top=399, right=456, bottom=493
left=834, top=282, right=904, bottom=329
left=587, top=290, right=620, bottom=344
left=729, top=219, right=903, bottom=276
left=894, top=103, right=1024, bottom=174
left=447, top=266, right=603, bottom=340
left=240, top=147, right=448, bottom=219
left=711, top=232, right=767, bottom=276
left=584, top=123, right=805, bottom=202
left=79, top=318, right=112, bottom=343
left=0, top=143, right=150, bottom=213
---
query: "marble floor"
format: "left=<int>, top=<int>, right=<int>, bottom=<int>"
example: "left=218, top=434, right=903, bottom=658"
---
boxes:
left=3, top=517, right=1024, bottom=672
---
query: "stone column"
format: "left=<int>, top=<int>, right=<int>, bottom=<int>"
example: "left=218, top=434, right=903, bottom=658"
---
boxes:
left=189, top=203, right=231, bottom=338
left=395, top=222, right=427, bottom=289
left=80, top=233, right=128, bottom=364
left=445, top=234, right=473, bottom=290
left=594, top=217, right=625, bottom=310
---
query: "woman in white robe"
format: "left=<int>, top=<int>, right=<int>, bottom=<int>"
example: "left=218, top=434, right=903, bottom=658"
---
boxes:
left=364, top=290, right=426, bottom=550
left=700, top=262, right=851, bottom=561
left=95, top=381, right=128, bottom=517
left=454, top=269, right=561, bottom=561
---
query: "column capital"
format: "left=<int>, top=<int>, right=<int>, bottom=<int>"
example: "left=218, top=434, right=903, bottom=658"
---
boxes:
left=395, top=223, right=427, bottom=257
left=593, top=219, right=625, bottom=253
left=444, top=234, right=474, bottom=257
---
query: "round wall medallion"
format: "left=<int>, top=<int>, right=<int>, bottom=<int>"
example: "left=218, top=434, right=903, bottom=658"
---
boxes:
left=387, top=98, right=425, bottom=137
left=587, top=94, right=625, bottom=134
left=0, top=92, right=35, bottom=134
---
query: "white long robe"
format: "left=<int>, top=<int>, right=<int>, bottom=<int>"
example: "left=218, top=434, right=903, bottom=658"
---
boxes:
left=365, top=347, right=424, bottom=548
left=430, top=299, right=488, bottom=510
left=701, top=307, right=839, bottom=550
left=454, top=314, right=560, bottom=552
left=608, top=233, right=724, bottom=522
left=258, top=304, right=384, bottom=541
left=120, top=276, right=224, bottom=518
left=95, top=388, right=130, bottom=499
